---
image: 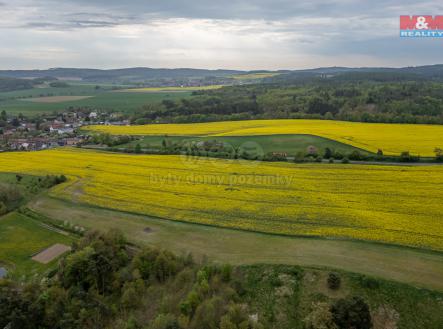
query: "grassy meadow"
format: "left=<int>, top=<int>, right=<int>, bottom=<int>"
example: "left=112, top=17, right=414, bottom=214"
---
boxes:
left=0, top=148, right=442, bottom=251
left=0, top=85, right=190, bottom=115
left=117, top=134, right=370, bottom=157
left=0, top=211, right=73, bottom=278
left=86, top=119, right=443, bottom=156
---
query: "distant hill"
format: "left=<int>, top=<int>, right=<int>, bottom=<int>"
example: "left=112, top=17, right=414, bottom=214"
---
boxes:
left=0, top=65, right=442, bottom=85
left=269, top=64, right=443, bottom=82
left=0, top=67, right=248, bottom=83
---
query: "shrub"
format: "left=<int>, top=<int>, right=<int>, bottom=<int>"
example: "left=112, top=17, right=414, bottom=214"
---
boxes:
left=151, top=313, right=179, bottom=329
left=399, top=151, right=420, bottom=162
left=221, top=264, right=232, bottom=282
left=435, top=147, right=443, bottom=162
left=294, top=151, right=305, bottom=163
left=324, top=147, right=333, bottom=159
left=333, top=151, right=344, bottom=160
left=331, top=296, right=372, bottom=329
left=348, top=151, right=363, bottom=161
left=327, top=272, right=341, bottom=290
left=359, top=276, right=379, bottom=289
left=304, top=302, right=337, bottom=329
left=341, top=157, right=349, bottom=164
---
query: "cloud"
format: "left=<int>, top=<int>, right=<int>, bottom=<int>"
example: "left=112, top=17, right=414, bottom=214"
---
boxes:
left=0, top=0, right=442, bottom=69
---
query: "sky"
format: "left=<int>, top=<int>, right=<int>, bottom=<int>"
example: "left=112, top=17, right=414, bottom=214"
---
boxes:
left=0, top=0, right=442, bottom=70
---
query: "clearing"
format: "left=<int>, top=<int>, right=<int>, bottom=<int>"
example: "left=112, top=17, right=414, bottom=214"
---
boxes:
left=0, top=212, right=73, bottom=278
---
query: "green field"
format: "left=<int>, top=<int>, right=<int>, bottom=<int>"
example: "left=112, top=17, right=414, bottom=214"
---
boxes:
left=0, top=173, right=75, bottom=278
left=0, top=211, right=73, bottom=278
left=118, top=134, right=372, bottom=156
left=0, top=86, right=190, bottom=115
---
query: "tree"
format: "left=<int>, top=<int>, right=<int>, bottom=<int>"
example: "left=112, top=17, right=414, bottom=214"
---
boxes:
left=324, top=147, right=333, bottom=159
left=348, top=151, right=362, bottom=161
left=331, top=296, right=372, bottom=329
left=327, top=272, right=341, bottom=290
left=435, top=148, right=443, bottom=162
left=219, top=304, right=251, bottom=329
left=151, top=314, right=179, bottom=329
left=135, top=143, right=142, bottom=154
left=0, top=201, right=7, bottom=215
left=11, top=117, right=20, bottom=127
left=304, top=302, right=338, bottom=329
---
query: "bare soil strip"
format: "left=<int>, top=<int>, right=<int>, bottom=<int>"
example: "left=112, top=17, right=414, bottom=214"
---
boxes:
left=32, top=243, right=71, bottom=264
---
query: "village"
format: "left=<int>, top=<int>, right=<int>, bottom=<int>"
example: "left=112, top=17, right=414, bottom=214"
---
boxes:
left=0, top=109, right=129, bottom=152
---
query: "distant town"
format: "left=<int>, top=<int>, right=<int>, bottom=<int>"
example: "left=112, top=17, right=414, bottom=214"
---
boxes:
left=0, top=109, right=129, bottom=152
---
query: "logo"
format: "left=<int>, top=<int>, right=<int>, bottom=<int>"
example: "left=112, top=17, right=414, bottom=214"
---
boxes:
left=400, top=15, right=443, bottom=37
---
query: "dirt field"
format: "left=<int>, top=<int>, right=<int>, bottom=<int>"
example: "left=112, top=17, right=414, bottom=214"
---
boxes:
left=21, top=96, right=93, bottom=103
left=32, top=243, right=71, bottom=264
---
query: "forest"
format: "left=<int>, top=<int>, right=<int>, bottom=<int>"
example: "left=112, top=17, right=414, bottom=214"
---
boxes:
left=130, top=80, right=443, bottom=125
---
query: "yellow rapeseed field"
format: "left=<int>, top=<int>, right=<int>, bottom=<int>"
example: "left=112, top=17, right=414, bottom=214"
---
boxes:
left=1, top=148, right=442, bottom=251
left=85, top=119, right=443, bottom=156
left=231, top=73, right=281, bottom=80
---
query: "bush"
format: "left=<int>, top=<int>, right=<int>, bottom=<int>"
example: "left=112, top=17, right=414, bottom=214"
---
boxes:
left=399, top=151, right=420, bottom=162
left=331, top=296, right=372, bottom=329
left=327, top=272, right=341, bottom=290
left=221, top=264, right=232, bottom=282
left=341, top=157, right=349, bottom=164
left=359, top=276, right=379, bottom=289
left=324, top=147, right=333, bottom=159
left=348, top=151, right=363, bottom=161
left=435, top=148, right=443, bottom=162
left=304, top=302, right=337, bottom=329
left=294, top=151, right=305, bottom=163
left=151, top=314, right=179, bottom=329
left=333, top=151, right=344, bottom=160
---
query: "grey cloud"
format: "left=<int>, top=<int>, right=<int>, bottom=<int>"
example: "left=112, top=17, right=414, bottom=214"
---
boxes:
left=46, top=0, right=443, bottom=20
left=1, top=0, right=442, bottom=69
